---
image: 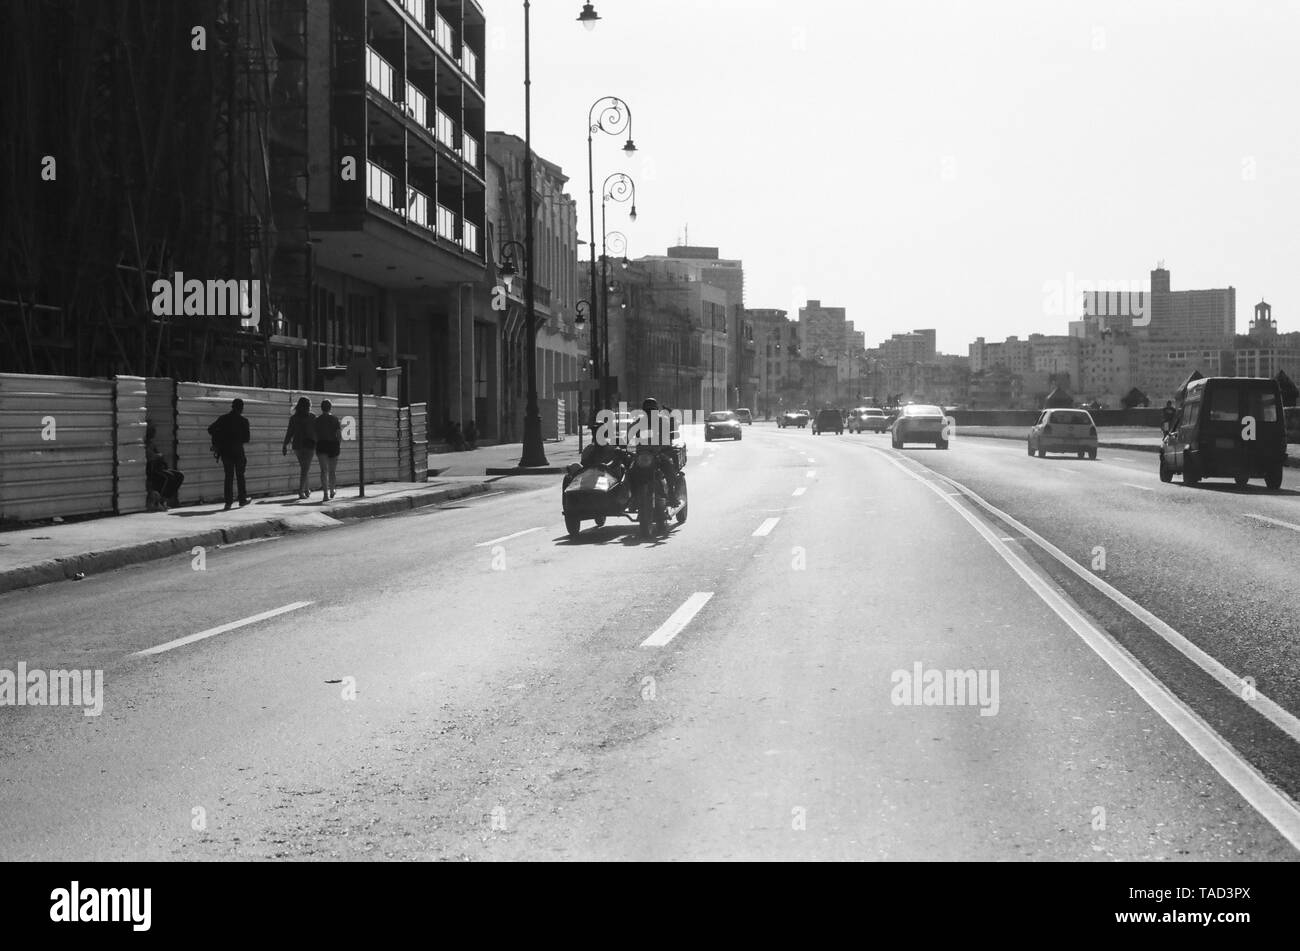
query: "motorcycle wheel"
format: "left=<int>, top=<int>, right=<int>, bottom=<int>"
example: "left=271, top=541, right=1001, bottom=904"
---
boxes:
left=675, top=476, right=689, bottom=524
left=637, top=484, right=654, bottom=538
left=565, top=515, right=582, bottom=538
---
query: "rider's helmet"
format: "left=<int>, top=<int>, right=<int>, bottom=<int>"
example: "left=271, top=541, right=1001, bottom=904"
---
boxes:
left=641, top=397, right=659, bottom=414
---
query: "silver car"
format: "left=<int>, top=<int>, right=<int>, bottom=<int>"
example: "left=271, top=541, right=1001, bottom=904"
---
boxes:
left=890, top=404, right=949, bottom=449
left=1028, top=408, right=1098, bottom=459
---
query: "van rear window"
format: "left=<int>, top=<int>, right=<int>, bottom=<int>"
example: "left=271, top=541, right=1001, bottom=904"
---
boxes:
left=1209, top=387, right=1239, bottom=422
left=1249, top=390, right=1279, bottom=423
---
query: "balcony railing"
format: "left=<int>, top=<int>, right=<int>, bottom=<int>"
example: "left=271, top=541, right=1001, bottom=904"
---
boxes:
left=366, top=47, right=394, bottom=102
left=367, top=162, right=395, bottom=211
left=405, top=82, right=427, bottom=127
left=436, top=203, right=456, bottom=242
left=461, top=45, right=478, bottom=83
left=434, top=108, right=455, bottom=150
left=461, top=133, right=479, bottom=169
left=434, top=13, right=453, bottom=54
left=462, top=221, right=479, bottom=254
left=402, top=0, right=426, bottom=25
left=407, top=186, right=430, bottom=230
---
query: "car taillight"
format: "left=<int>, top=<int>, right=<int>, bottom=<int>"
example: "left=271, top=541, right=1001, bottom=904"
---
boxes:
left=1089, top=425, right=1096, bottom=436
left=1042, top=424, right=1052, bottom=434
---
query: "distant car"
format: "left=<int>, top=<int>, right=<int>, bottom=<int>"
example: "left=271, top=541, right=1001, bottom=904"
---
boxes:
left=704, top=410, right=742, bottom=442
left=849, top=407, right=889, bottom=434
left=733, top=408, right=753, bottom=425
left=1160, top=377, right=1286, bottom=489
left=891, top=404, right=948, bottom=449
left=778, top=411, right=807, bottom=429
left=1028, top=408, right=1098, bottom=459
left=812, top=409, right=843, bottom=435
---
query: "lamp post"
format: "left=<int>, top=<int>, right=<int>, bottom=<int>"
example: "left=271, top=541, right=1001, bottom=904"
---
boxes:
left=509, top=1, right=605, bottom=466
left=574, top=299, right=592, bottom=437
left=587, top=96, right=636, bottom=412
left=496, top=238, right=530, bottom=443
left=601, top=176, right=635, bottom=398
left=603, top=230, right=629, bottom=389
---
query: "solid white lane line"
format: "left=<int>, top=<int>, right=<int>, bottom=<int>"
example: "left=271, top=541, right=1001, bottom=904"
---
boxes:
left=1244, top=514, right=1300, bottom=534
left=753, top=518, right=780, bottom=537
left=641, top=592, right=714, bottom=648
left=1124, top=483, right=1155, bottom=492
left=920, top=464, right=1300, bottom=746
left=475, top=527, right=543, bottom=547
left=792, top=487, right=807, bottom=497
left=135, top=602, right=313, bottom=657
left=869, top=449, right=1300, bottom=851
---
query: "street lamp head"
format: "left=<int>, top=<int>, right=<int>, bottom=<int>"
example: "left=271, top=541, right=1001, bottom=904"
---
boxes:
left=623, top=138, right=637, bottom=156
left=629, top=204, right=638, bottom=222
left=577, top=2, right=600, bottom=30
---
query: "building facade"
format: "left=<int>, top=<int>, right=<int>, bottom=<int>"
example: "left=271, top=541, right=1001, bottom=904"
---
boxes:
left=307, top=0, right=488, bottom=424
left=484, top=132, right=583, bottom=441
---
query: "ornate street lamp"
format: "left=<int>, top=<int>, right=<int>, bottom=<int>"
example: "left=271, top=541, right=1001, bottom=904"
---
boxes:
left=600, top=175, right=636, bottom=402
left=577, top=2, right=600, bottom=30
left=587, top=96, right=636, bottom=411
left=505, top=2, right=608, bottom=466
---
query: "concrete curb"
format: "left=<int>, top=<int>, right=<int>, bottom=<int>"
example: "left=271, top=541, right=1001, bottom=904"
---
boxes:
left=485, top=467, right=569, bottom=476
left=959, top=430, right=1299, bottom=466
left=0, top=482, right=493, bottom=596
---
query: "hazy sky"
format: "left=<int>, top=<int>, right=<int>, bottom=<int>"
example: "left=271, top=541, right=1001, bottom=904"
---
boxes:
left=481, top=0, right=1300, bottom=354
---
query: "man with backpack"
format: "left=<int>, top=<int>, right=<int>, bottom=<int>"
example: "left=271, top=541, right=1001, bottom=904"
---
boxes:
left=208, top=398, right=252, bottom=510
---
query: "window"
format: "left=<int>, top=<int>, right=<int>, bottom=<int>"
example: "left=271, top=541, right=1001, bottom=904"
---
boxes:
left=1249, top=389, right=1279, bottom=423
left=1209, top=387, right=1239, bottom=422
left=1049, top=411, right=1091, bottom=425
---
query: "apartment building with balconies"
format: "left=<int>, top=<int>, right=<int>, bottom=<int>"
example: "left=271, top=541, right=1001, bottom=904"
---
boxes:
left=305, top=0, right=487, bottom=422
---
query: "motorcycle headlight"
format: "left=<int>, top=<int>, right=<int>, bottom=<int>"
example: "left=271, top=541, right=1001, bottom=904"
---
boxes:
left=636, top=453, right=655, bottom=469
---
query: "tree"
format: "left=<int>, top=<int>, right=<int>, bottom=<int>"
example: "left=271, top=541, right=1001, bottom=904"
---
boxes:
left=1121, top=387, right=1150, bottom=410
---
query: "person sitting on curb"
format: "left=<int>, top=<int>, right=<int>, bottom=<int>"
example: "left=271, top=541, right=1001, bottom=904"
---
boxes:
left=145, top=423, right=185, bottom=511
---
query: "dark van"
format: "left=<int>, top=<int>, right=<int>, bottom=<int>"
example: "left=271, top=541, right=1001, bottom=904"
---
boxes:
left=1159, top=377, right=1287, bottom=490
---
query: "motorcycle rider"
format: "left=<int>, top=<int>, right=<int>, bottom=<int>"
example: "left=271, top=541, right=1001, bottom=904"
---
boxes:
left=638, top=397, right=683, bottom=507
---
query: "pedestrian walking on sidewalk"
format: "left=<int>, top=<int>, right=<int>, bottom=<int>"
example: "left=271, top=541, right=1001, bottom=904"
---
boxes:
left=314, top=399, right=342, bottom=501
left=208, top=398, right=251, bottom=510
left=282, top=397, right=317, bottom=499
left=464, top=419, right=478, bottom=450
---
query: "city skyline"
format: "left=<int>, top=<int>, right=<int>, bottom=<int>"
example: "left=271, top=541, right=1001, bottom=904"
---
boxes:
left=482, top=0, right=1300, bottom=354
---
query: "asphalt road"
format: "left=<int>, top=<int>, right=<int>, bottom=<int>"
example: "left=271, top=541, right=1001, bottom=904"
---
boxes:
left=1, top=424, right=1297, bottom=860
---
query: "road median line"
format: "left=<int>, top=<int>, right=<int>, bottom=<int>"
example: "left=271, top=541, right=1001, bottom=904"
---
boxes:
left=869, top=446, right=1300, bottom=851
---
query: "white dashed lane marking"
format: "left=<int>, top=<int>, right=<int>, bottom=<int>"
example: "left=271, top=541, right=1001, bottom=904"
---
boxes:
left=1244, top=514, right=1300, bottom=533
left=641, top=593, right=714, bottom=648
left=475, top=527, right=544, bottom=547
left=135, top=602, right=314, bottom=657
left=753, top=518, right=780, bottom=537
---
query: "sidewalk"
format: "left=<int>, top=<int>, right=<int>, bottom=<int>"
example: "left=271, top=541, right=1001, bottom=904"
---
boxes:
left=0, top=478, right=493, bottom=595
left=429, top=435, right=585, bottom=477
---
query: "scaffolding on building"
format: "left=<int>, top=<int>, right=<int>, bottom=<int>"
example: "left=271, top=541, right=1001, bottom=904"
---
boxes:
left=0, top=0, right=310, bottom=387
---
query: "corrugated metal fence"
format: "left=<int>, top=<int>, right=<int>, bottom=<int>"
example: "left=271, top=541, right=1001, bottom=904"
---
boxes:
left=0, top=373, right=117, bottom=521
left=0, top=373, right=427, bottom=520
